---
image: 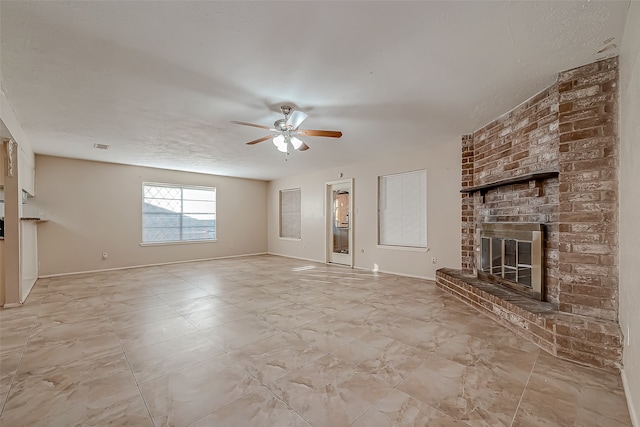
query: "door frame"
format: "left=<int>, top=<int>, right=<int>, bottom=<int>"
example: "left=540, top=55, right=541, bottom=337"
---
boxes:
left=325, top=178, right=354, bottom=267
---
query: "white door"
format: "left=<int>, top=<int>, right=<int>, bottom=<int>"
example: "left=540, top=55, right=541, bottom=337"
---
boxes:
left=326, top=179, right=353, bottom=266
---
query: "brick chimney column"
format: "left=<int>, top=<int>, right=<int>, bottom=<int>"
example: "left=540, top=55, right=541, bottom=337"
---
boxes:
left=557, top=57, right=619, bottom=321
left=461, top=134, right=475, bottom=272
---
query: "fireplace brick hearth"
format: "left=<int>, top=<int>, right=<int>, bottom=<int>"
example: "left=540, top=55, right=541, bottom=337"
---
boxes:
left=439, top=57, right=622, bottom=370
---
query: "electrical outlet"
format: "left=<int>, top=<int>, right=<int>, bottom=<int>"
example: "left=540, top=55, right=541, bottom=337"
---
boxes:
left=431, top=257, right=437, bottom=264
left=102, top=252, right=108, bottom=260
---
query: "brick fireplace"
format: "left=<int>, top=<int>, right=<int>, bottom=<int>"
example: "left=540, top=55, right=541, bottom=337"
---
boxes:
left=436, top=57, right=622, bottom=370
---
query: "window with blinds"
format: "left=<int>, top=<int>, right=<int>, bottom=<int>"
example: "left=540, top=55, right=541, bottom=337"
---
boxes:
left=279, top=188, right=301, bottom=239
left=378, top=170, right=427, bottom=248
left=142, top=183, right=216, bottom=243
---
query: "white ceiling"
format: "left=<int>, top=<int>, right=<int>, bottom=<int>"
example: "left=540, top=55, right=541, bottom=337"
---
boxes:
left=0, top=1, right=630, bottom=180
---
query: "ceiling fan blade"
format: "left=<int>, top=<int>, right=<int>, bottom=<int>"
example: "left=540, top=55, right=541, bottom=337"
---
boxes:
left=298, top=129, right=342, bottom=138
left=246, top=135, right=273, bottom=145
left=298, top=142, right=310, bottom=151
left=286, top=111, right=308, bottom=130
left=230, top=120, right=272, bottom=130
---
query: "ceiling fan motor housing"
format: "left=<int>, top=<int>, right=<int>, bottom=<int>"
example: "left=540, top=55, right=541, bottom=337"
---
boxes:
left=274, top=119, right=288, bottom=131
left=280, top=105, right=292, bottom=117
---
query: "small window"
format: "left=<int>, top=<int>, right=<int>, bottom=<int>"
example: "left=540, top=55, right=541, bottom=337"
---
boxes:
left=378, top=170, right=427, bottom=248
left=280, top=188, right=301, bottom=239
left=142, top=183, right=216, bottom=243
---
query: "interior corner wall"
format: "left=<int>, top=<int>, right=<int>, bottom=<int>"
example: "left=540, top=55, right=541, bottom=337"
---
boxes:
left=31, top=155, right=268, bottom=276
left=619, top=1, right=640, bottom=424
left=1, top=84, right=35, bottom=162
left=267, top=139, right=461, bottom=279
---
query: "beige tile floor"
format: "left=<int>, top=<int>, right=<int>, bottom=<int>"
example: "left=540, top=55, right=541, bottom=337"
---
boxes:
left=0, top=254, right=632, bottom=426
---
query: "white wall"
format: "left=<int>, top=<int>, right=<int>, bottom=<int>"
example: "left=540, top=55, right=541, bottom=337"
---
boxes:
left=31, top=155, right=268, bottom=276
left=267, top=138, right=461, bottom=279
left=619, top=2, right=640, bottom=424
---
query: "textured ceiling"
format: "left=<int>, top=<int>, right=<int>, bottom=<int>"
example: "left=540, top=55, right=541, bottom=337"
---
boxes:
left=0, top=1, right=630, bottom=180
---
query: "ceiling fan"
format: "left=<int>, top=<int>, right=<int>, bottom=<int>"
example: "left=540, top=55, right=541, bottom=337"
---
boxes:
left=231, top=105, right=342, bottom=152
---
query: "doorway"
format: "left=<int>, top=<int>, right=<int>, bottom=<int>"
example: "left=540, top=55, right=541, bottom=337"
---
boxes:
left=326, top=179, right=353, bottom=266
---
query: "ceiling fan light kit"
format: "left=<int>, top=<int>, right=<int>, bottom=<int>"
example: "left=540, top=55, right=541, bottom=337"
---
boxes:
left=273, top=135, right=288, bottom=152
left=231, top=105, right=342, bottom=153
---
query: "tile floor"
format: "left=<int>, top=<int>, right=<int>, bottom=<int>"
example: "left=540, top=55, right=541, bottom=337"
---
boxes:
left=0, top=255, right=632, bottom=426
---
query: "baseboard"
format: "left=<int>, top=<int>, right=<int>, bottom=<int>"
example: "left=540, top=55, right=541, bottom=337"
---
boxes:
left=368, top=266, right=435, bottom=282
left=267, top=252, right=437, bottom=282
left=266, top=252, right=325, bottom=264
left=622, top=367, right=639, bottom=427
left=1, top=279, right=37, bottom=308
left=2, top=302, right=23, bottom=308
left=38, top=252, right=269, bottom=278
left=39, top=252, right=437, bottom=284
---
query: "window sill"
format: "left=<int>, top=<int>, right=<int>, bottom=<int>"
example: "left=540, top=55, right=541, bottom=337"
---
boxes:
left=278, top=237, right=301, bottom=241
left=140, top=239, right=217, bottom=247
left=376, top=245, right=429, bottom=252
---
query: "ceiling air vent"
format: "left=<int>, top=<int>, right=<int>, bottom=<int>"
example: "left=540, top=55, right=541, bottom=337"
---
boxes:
left=93, top=143, right=109, bottom=150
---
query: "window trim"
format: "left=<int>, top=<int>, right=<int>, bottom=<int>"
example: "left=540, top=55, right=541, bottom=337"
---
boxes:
left=141, top=182, right=217, bottom=245
left=377, top=169, right=427, bottom=249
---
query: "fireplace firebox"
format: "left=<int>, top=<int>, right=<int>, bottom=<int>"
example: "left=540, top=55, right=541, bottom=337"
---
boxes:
left=476, top=223, right=544, bottom=301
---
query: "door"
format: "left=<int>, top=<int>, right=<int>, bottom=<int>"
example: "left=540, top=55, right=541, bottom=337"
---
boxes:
left=326, top=179, right=353, bottom=266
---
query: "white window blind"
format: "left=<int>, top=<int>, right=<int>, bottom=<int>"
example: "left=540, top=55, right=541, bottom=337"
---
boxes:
left=378, top=170, right=427, bottom=248
left=280, top=188, right=301, bottom=239
left=142, top=183, right=216, bottom=243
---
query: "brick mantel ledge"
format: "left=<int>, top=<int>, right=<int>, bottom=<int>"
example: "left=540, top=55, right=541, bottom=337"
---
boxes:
left=436, top=268, right=622, bottom=371
left=460, top=170, right=559, bottom=196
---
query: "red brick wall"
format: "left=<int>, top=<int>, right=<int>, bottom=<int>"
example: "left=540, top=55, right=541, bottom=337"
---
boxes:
left=461, top=57, right=619, bottom=319
left=557, top=58, right=619, bottom=322
left=472, top=85, right=559, bottom=185
left=464, top=84, right=562, bottom=304
left=461, top=134, right=474, bottom=271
